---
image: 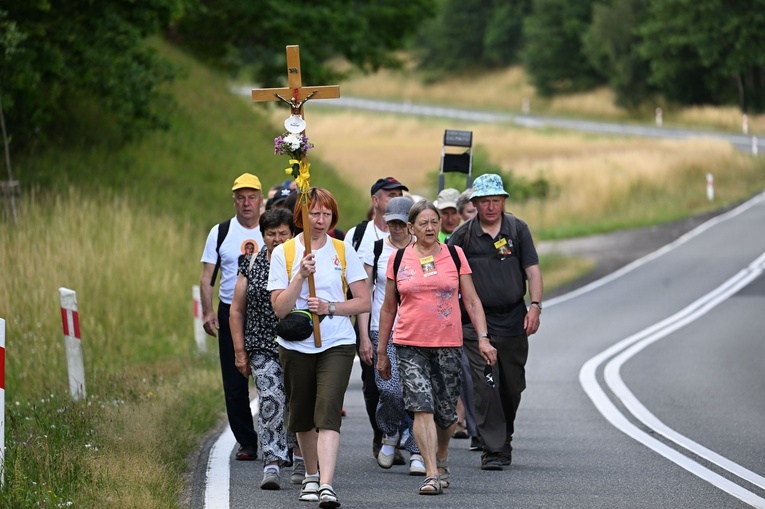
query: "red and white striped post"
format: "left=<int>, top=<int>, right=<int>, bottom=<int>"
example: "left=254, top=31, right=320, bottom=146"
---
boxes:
left=59, top=288, right=86, bottom=401
left=706, top=172, right=714, bottom=202
left=1, top=318, right=5, bottom=486
left=192, top=285, right=207, bottom=353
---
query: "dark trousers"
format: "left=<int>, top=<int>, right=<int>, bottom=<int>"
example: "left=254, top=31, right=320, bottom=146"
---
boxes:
left=217, top=302, right=258, bottom=447
left=460, top=348, right=478, bottom=437
left=462, top=325, right=528, bottom=453
left=355, top=321, right=382, bottom=440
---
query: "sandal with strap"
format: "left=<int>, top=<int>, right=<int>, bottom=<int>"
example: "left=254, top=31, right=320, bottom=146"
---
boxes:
left=318, top=483, right=340, bottom=508
left=299, top=476, right=319, bottom=502
left=419, top=475, right=443, bottom=496
left=377, top=434, right=400, bottom=469
left=437, top=457, right=450, bottom=489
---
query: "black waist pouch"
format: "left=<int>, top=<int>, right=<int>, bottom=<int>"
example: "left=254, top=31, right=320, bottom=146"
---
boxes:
left=276, top=309, right=325, bottom=341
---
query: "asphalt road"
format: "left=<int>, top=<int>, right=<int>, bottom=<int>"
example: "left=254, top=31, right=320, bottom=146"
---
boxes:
left=311, top=96, right=762, bottom=155
left=187, top=192, right=765, bottom=508
left=232, top=88, right=762, bottom=155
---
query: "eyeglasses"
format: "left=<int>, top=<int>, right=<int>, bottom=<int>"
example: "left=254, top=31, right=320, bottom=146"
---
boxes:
left=484, top=364, right=495, bottom=388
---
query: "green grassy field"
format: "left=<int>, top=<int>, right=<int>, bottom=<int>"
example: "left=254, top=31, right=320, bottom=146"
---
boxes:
left=2, top=40, right=764, bottom=507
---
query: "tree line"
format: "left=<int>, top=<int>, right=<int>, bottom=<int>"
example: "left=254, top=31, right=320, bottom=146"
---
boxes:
left=0, top=0, right=434, bottom=150
left=2, top=0, right=763, bottom=152
left=417, top=0, right=765, bottom=112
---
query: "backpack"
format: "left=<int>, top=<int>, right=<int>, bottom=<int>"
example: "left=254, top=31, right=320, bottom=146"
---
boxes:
left=282, top=237, right=348, bottom=297
left=350, top=220, right=370, bottom=251
left=391, top=244, right=461, bottom=302
left=371, top=238, right=385, bottom=286
left=456, top=213, right=523, bottom=279
left=209, top=219, right=231, bottom=286
left=346, top=219, right=371, bottom=300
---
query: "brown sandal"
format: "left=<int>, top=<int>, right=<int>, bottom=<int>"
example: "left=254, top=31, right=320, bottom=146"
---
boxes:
left=437, top=457, right=450, bottom=489
left=419, top=475, right=443, bottom=495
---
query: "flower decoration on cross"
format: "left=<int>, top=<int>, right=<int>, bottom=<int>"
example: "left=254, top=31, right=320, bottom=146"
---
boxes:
left=274, top=132, right=314, bottom=195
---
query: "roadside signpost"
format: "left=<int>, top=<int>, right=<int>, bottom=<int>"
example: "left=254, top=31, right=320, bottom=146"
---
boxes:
left=59, top=288, right=86, bottom=401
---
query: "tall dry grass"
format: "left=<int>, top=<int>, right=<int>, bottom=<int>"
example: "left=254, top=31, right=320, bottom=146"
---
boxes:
left=339, top=66, right=765, bottom=132
left=0, top=189, right=221, bottom=508
left=280, top=109, right=765, bottom=237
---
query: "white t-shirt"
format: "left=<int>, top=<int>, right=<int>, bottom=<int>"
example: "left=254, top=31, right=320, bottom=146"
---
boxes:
left=363, top=240, right=397, bottom=332
left=200, top=216, right=264, bottom=305
left=267, top=234, right=367, bottom=354
left=345, top=220, right=389, bottom=266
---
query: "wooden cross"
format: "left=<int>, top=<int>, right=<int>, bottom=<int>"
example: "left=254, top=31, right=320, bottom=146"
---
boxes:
left=251, top=45, right=340, bottom=116
left=251, top=45, right=340, bottom=348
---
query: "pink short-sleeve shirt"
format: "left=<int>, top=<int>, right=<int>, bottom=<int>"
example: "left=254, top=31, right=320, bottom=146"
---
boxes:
left=386, top=244, right=471, bottom=348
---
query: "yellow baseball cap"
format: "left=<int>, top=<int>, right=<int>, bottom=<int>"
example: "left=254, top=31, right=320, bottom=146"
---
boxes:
left=231, top=173, right=262, bottom=191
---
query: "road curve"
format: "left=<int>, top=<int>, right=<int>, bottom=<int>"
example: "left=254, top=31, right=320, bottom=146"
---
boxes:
left=232, top=87, right=763, bottom=155
left=189, top=191, right=765, bottom=508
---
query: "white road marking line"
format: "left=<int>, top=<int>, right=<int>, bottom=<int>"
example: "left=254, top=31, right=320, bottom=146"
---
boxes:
left=581, top=253, right=765, bottom=508
left=546, top=191, right=765, bottom=308
left=605, top=253, right=765, bottom=492
left=204, top=396, right=259, bottom=509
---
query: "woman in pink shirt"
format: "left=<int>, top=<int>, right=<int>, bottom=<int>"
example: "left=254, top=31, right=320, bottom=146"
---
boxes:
left=377, top=200, right=496, bottom=496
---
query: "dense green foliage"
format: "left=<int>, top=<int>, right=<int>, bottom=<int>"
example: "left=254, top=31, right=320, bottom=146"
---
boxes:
left=638, top=0, right=765, bottom=111
left=582, top=0, right=653, bottom=108
left=169, top=0, right=436, bottom=85
left=416, top=0, right=530, bottom=77
left=523, top=0, right=603, bottom=96
left=414, top=0, right=765, bottom=112
left=0, top=0, right=434, bottom=151
left=0, top=0, right=188, bottom=148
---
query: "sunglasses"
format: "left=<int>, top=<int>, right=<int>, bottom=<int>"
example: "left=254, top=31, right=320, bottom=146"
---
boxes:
left=484, top=364, right=495, bottom=388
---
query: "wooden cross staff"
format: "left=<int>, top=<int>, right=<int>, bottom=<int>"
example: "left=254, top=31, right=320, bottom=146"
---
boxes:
left=252, top=45, right=340, bottom=348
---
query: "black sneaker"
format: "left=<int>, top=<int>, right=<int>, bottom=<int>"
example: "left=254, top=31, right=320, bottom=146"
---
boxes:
left=235, top=443, right=258, bottom=461
left=480, top=451, right=503, bottom=471
left=498, top=444, right=512, bottom=465
left=469, top=436, right=482, bottom=451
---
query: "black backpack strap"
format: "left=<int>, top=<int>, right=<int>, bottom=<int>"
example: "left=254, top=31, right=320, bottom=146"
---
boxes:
left=447, top=244, right=461, bottom=273
left=351, top=220, right=370, bottom=251
left=503, top=212, right=525, bottom=280
left=210, top=219, right=231, bottom=286
left=372, top=238, right=384, bottom=286
left=392, top=247, right=406, bottom=302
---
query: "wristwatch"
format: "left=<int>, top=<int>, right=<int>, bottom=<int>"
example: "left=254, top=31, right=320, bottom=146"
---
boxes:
left=530, top=301, right=542, bottom=312
left=478, top=332, right=491, bottom=340
left=328, top=302, right=336, bottom=318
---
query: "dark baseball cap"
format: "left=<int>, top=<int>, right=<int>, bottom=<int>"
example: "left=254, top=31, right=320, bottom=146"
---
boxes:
left=370, top=176, right=408, bottom=196
left=265, top=188, right=292, bottom=210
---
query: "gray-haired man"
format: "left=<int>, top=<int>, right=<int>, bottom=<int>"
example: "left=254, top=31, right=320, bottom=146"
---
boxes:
left=447, top=173, right=543, bottom=471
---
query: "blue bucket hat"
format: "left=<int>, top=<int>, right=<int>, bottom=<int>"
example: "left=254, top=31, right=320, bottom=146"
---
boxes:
left=469, top=174, right=509, bottom=200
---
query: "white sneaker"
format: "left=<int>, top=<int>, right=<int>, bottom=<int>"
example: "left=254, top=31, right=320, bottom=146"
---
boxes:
left=260, top=467, right=280, bottom=490
left=409, top=453, right=426, bottom=476
left=290, top=459, right=305, bottom=484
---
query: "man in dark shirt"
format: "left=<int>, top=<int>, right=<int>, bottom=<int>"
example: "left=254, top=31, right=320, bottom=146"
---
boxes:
left=448, top=173, right=543, bottom=471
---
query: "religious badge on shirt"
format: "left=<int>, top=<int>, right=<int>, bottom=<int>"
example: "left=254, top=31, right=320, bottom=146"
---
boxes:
left=494, top=238, right=513, bottom=260
left=420, top=255, right=437, bottom=277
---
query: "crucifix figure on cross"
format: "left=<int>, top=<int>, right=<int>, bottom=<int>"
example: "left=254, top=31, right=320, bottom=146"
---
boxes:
left=252, top=45, right=340, bottom=347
